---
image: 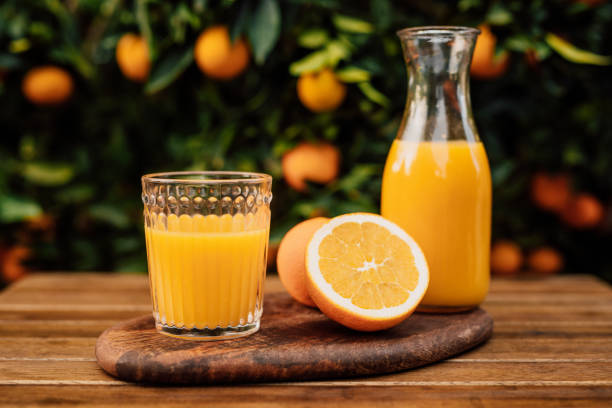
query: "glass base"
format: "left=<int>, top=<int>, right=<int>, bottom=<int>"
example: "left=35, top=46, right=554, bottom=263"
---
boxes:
left=155, top=321, right=260, bottom=341
left=417, top=304, right=477, bottom=314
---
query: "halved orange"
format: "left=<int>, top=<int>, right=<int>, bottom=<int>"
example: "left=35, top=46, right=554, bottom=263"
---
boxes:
left=305, top=213, right=429, bottom=331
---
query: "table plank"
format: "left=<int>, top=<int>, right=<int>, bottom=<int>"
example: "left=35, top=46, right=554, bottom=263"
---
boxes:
left=0, top=272, right=610, bottom=407
left=0, top=338, right=97, bottom=359
left=1, top=385, right=611, bottom=408
left=489, top=274, right=612, bottom=294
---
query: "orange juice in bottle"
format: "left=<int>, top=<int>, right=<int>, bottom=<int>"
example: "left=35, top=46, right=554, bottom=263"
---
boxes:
left=381, top=27, right=491, bottom=312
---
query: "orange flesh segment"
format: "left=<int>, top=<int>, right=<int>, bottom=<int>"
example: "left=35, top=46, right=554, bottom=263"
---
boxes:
left=318, top=221, right=419, bottom=309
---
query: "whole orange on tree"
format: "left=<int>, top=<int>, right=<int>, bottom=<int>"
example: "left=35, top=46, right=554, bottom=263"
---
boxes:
left=561, top=194, right=605, bottom=229
left=116, top=33, right=151, bottom=82
left=194, top=25, right=250, bottom=80
left=471, top=24, right=510, bottom=79
left=527, top=247, right=564, bottom=274
left=22, top=66, right=73, bottom=105
left=0, top=246, right=30, bottom=283
left=282, top=142, right=341, bottom=192
left=297, top=68, right=347, bottom=113
left=490, top=240, right=523, bottom=275
left=530, top=173, right=571, bottom=213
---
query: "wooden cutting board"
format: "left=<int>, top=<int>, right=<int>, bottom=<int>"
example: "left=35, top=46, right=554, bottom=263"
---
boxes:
left=96, top=292, right=493, bottom=384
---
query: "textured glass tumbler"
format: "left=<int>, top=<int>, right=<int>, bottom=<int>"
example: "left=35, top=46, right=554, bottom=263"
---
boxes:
left=142, top=171, right=272, bottom=340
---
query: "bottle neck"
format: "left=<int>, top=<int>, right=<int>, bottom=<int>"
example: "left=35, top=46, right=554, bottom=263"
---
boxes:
left=397, top=28, right=479, bottom=143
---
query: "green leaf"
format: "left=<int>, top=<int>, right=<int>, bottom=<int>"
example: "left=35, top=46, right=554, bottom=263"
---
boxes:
left=113, top=236, right=142, bottom=253
left=5, top=11, right=29, bottom=38
left=325, top=39, right=351, bottom=66
left=169, top=3, right=199, bottom=43
left=335, top=199, right=376, bottom=215
left=44, top=0, right=78, bottom=44
left=289, top=50, right=328, bottom=75
left=458, top=0, right=482, bottom=11
left=145, top=47, right=194, bottom=94
left=55, top=184, right=95, bottom=204
left=563, top=145, right=585, bottom=166
left=214, top=124, right=237, bottom=157
left=287, top=0, right=339, bottom=7
left=505, top=35, right=532, bottom=52
left=231, top=0, right=251, bottom=42
left=486, top=3, right=513, bottom=26
left=357, top=82, right=389, bottom=107
left=370, top=0, right=392, bottom=30
left=22, top=162, right=75, bottom=186
left=491, top=161, right=515, bottom=187
left=332, top=14, right=374, bottom=34
left=336, top=66, right=370, bottom=82
left=247, top=0, right=281, bottom=64
left=294, top=201, right=318, bottom=218
left=533, top=42, right=552, bottom=60
left=289, top=40, right=351, bottom=76
left=9, top=38, right=30, bottom=53
left=337, top=164, right=378, bottom=192
left=545, top=33, right=612, bottom=66
left=19, top=135, right=37, bottom=160
left=0, top=195, right=42, bottom=223
left=297, top=28, right=329, bottom=49
left=29, top=21, right=54, bottom=41
left=49, top=45, right=95, bottom=78
left=136, top=0, right=157, bottom=61
left=89, top=204, right=130, bottom=229
left=0, top=53, right=22, bottom=69
left=290, top=38, right=352, bottom=75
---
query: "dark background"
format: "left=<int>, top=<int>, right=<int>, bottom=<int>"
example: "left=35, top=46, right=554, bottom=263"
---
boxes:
left=0, top=0, right=611, bottom=284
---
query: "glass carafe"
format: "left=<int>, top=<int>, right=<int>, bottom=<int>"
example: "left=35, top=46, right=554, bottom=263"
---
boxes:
left=381, top=26, right=492, bottom=312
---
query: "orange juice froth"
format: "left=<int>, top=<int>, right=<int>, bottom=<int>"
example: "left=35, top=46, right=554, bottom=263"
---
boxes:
left=145, top=212, right=269, bottom=329
left=381, top=140, right=492, bottom=308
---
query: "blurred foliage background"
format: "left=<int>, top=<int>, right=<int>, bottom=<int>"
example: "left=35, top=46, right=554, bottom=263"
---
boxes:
left=0, top=0, right=611, bottom=285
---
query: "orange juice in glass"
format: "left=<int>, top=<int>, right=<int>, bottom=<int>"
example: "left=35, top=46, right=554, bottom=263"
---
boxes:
left=142, top=171, right=272, bottom=340
left=381, top=27, right=492, bottom=312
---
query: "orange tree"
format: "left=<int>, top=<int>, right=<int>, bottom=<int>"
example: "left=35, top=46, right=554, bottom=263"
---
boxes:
left=0, top=0, right=611, bottom=283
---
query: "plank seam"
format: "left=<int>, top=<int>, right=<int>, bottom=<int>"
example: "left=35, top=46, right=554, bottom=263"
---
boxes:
left=0, top=357, right=96, bottom=362
left=1, top=380, right=610, bottom=387
left=450, top=358, right=612, bottom=363
left=2, top=357, right=612, bottom=363
left=0, top=380, right=126, bottom=385
left=0, top=305, right=150, bottom=311
left=276, top=381, right=612, bottom=387
left=0, top=320, right=122, bottom=325
left=495, top=321, right=612, bottom=326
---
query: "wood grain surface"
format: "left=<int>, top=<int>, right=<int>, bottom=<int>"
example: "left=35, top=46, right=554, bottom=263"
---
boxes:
left=95, top=293, right=493, bottom=384
left=0, top=273, right=611, bottom=407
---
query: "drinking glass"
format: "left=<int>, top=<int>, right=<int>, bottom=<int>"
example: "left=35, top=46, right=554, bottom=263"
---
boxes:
left=142, top=171, right=272, bottom=340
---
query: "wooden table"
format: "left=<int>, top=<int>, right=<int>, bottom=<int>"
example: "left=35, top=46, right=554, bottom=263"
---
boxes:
left=0, top=273, right=610, bottom=407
